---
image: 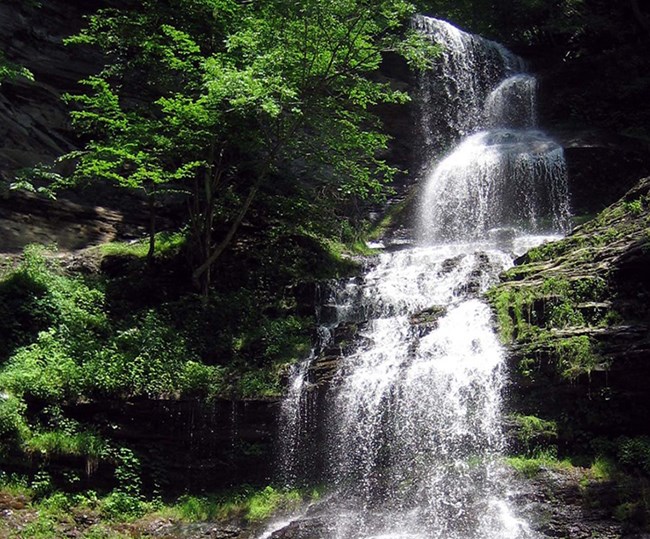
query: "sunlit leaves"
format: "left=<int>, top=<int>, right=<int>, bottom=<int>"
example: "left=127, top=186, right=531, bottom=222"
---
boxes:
left=0, top=52, right=33, bottom=86
left=59, top=0, right=434, bottom=282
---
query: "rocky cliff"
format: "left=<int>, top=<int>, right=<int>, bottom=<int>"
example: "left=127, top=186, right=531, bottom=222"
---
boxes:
left=489, top=177, right=650, bottom=452
left=0, top=0, right=104, bottom=175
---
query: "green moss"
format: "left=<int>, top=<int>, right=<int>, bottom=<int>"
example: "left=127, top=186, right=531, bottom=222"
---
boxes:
left=504, top=451, right=573, bottom=478
left=525, top=238, right=575, bottom=263
left=486, top=285, right=537, bottom=343
left=624, top=199, right=644, bottom=216
left=97, top=231, right=186, bottom=259
left=572, top=213, right=596, bottom=227
left=588, top=456, right=616, bottom=482
left=554, top=335, right=603, bottom=380
left=367, top=194, right=413, bottom=241
left=162, top=485, right=317, bottom=523
left=510, top=414, right=557, bottom=454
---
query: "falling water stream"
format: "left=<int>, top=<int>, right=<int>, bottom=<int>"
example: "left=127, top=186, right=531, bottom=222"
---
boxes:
left=262, top=16, right=570, bottom=539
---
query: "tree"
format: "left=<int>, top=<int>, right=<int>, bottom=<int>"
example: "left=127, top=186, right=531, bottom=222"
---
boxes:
left=59, top=0, right=433, bottom=294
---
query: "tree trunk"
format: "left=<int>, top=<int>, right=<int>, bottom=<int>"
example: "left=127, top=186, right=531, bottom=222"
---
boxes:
left=192, top=176, right=263, bottom=295
left=146, top=189, right=156, bottom=265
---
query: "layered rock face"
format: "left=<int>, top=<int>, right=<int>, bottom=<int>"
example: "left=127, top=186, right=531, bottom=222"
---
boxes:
left=489, top=177, right=650, bottom=451
left=0, top=0, right=161, bottom=252
left=0, top=0, right=103, bottom=175
left=1, top=397, right=278, bottom=494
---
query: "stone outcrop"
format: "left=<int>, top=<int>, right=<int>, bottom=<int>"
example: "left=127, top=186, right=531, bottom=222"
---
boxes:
left=512, top=467, right=638, bottom=539
left=0, top=0, right=171, bottom=252
left=551, top=129, right=650, bottom=216
left=2, top=397, right=279, bottom=495
left=489, top=177, right=650, bottom=452
left=0, top=0, right=103, bottom=175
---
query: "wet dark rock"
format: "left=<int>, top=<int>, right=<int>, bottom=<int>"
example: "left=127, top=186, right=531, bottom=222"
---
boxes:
left=439, top=254, right=464, bottom=274
left=308, top=321, right=369, bottom=387
left=2, top=398, right=279, bottom=494
left=0, top=0, right=104, bottom=175
left=269, top=517, right=329, bottom=539
left=409, top=305, right=447, bottom=337
left=454, top=252, right=500, bottom=298
left=150, top=522, right=243, bottom=539
left=511, top=467, right=631, bottom=539
left=549, top=129, right=650, bottom=217
left=310, top=355, right=343, bottom=386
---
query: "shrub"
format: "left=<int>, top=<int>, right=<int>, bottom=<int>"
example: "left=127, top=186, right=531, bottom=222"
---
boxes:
left=0, top=395, right=29, bottom=443
left=617, top=437, right=650, bottom=474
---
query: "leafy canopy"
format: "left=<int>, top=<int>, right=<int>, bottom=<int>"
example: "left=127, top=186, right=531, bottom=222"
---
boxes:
left=52, top=0, right=434, bottom=286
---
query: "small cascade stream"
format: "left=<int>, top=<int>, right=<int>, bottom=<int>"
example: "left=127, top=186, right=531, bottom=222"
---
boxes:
left=263, top=16, right=570, bottom=539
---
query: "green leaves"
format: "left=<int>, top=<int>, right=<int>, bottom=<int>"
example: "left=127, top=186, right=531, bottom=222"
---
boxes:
left=0, top=247, right=207, bottom=403
left=0, top=52, right=33, bottom=86
left=57, top=0, right=434, bottom=286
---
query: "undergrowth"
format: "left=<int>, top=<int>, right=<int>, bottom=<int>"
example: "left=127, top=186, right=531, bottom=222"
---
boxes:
left=0, top=478, right=319, bottom=539
left=0, top=244, right=315, bottom=488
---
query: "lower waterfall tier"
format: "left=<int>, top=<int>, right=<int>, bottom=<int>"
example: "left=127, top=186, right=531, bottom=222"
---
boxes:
left=418, top=130, right=571, bottom=243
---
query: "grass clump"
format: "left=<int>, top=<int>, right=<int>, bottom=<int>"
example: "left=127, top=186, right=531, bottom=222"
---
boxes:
left=167, top=485, right=314, bottom=523
left=505, top=450, right=573, bottom=478
left=98, top=231, right=186, bottom=259
left=554, top=335, right=604, bottom=379
left=510, top=414, right=558, bottom=454
left=24, top=430, right=106, bottom=459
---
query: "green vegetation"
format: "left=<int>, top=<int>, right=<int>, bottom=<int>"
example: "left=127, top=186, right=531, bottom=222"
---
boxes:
left=505, top=450, right=573, bottom=479
left=0, top=246, right=207, bottom=404
left=510, top=414, right=558, bottom=455
left=488, top=182, right=650, bottom=386
left=505, top=448, right=650, bottom=527
left=23, top=0, right=437, bottom=292
left=0, top=244, right=319, bottom=491
left=97, top=232, right=186, bottom=259
left=0, top=51, right=33, bottom=86
left=0, top=478, right=319, bottom=538
left=493, top=181, right=650, bottom=532
left=0, top=244, right=314, bottom=402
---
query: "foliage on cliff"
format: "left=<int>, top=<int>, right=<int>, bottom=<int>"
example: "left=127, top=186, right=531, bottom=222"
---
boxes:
left=0, top=51, right=32, bottom=86
left=0, top=238, right=329, bottom=496
left=489, top=177, right=650, bottom=463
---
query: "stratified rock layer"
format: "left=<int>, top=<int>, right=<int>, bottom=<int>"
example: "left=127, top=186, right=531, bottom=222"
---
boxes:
left=490, top=176, right=650, bottom=450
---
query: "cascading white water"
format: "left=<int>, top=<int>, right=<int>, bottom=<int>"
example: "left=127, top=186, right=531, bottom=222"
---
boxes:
left=413, top=16, right=526, bottom=155
left=418, top=130, right=570, bottom=242
left=266, top=15, right=570, bottom=539
left=277, top=278, right=367, bottom=486
left=324, top=245, right=525, bottom=539
left=416, top=15, right=570, bottom=244
left=484, top=74, right=537, bottom=128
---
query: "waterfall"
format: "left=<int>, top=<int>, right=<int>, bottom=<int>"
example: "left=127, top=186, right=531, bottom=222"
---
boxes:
left=418, top=130, right=569, bottom=242
left=413, top=16, right=526, bottom=156
left=416, top=15, right=570, bottom=243
left=266, top=15, right=570, bottom=539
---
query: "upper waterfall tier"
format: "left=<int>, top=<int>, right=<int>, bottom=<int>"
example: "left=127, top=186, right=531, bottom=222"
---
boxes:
left=485, top=74, right=537, bottom=129
left=416, top=16, right=570, bottom=243
left=414, top=15, right=527, bottom=152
